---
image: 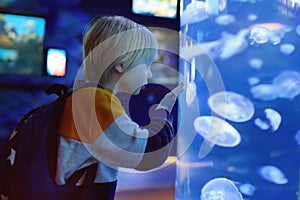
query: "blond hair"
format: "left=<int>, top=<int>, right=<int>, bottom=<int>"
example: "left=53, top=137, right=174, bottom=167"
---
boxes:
left=82, top=16, right=158, bottom=84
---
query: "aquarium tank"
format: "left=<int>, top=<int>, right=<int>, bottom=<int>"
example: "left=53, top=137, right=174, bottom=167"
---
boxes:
left=176, top=0, right=300, bottom=200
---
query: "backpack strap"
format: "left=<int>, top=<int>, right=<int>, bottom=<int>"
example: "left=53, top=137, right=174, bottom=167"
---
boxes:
left=45, top=82, right=101, bottom=187
left=65, top=164, right=98, bottom=186
left=45, top=83, right=69, bottom=97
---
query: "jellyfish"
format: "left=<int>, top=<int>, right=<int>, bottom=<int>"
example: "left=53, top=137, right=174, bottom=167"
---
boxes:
left=296, top=24, right=300, bottom=36
left=254, top=108, right=281, bottom=132
left=238, top=183, right=256, bottom=196
left=194, top=116, right=241, bottom=147
left=248, top=58, right=263, bottom=70
left=254, top=118, right=270, bottom=130
left=272, top=70, right=300, bottom=99
left=208, top=91, right=255, bottom=122
left=201, top=178, right=243, bottom=200
left=269, top=35, right=281, bottom=45
left=181, top=0, right=209, bottom=26
left=250, top=84, right=278, bottom=101
left=247, top=76, right=260, bottom=85
left=247, top=14, right=257, bottom=22
left=215, top=14, right=236, bottom=26
left=259, top=165, right=288, bottom=184
left=264, top=108, right=281, bottom=132
left=280, top=43, right=295, bottom=55
left=294, top=129, right=300, bottom=146
left=249, top=26, right=269, bottom=44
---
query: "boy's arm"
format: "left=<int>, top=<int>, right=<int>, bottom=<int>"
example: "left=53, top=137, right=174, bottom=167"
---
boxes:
left=135, top=107, right=174, bottom=171
left=135, top=83, right=184, bottom=170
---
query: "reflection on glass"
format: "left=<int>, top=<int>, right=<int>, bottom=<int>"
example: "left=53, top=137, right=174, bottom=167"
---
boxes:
left=186, top=81, right=197, bottom=106
left=201, top=178, right=243, bottom=200
left=208, top=91, right=255, bottom=122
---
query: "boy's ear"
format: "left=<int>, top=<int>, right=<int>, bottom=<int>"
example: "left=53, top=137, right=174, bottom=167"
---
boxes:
left=114, top=64, right=125, bottom=74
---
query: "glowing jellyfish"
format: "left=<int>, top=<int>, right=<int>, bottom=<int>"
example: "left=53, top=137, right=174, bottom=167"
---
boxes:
left=186, top=81, right=197, bottom=106
left=194, top=116, right=241, bottom=147
left=250, top=84, right=278, bottom=101
left=238, top=183, right=256, bottom=196
left=259, top=165, right=288, bottom=184
left=272, top=70, right=300, bottom=99
left=215, top=14, right=236, bottom=26
left=201, top=178, right=243, bottom=200
left=264, top=108, right=281, bottom=132
left=254, top=108, right=282, bottom=132
left=280, top=43, right=295, bottom=55
left=248, top=58, right=263, bottom=70
left=208, top=91, right=255, bottom=122
left=294, top=129, right=300, bottom=145
left=254, top=118, right=270, bottom=130
left=247, top=76, right=260, bottom=85
left=249, top=26, right=269, bottom=44
left=247, top=14, right=257, bottom=21
left=296, top=24, right=300, bottom=36
left=269, top=35, right=281, bottom=45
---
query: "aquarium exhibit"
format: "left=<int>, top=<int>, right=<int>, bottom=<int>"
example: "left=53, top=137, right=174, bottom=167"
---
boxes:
left=176, top=0, right=300, bottom=199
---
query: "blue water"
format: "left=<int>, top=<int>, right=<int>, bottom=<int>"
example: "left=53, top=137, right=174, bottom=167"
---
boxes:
left=177, top=1, right=300, bottom=199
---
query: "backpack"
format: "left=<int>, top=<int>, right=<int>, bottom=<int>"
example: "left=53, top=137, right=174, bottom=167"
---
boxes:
left=0, top=83, right=100, bottom=200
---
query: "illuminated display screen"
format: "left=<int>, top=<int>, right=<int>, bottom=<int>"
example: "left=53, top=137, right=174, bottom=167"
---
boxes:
left=132, top=0, right=178, bottom=19
left=0, top=11, right=46, bottom=76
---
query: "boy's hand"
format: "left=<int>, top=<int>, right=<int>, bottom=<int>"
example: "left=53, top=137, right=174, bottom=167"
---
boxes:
left=157, top=82, right=186, bottom=113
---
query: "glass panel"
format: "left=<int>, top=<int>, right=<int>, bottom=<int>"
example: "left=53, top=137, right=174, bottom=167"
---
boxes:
left=177, top=0, right=300, bottom=199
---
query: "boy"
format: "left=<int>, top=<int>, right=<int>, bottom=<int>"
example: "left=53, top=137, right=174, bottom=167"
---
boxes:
left=55, top=15, right=184, bottom=199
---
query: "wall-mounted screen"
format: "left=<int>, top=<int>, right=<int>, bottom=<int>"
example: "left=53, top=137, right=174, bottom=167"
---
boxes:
left=46, top=48, right=67, bottom=77
left=0, top=10, right=46, bottom=76
left=132, top=0, right=178, bottom=19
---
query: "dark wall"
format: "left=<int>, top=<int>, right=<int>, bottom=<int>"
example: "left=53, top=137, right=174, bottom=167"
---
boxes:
left=0, top=0, right=179, bottom=87
left=0, top=0, right=179, bottom=139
